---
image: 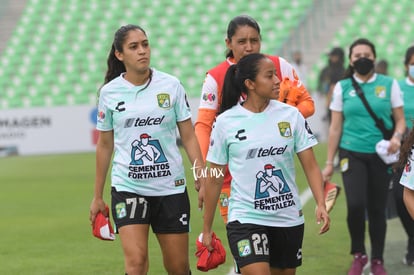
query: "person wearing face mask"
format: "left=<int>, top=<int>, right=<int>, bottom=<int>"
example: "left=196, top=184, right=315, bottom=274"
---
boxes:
left=392, top=45, right=414, bottom=267
left=322, top=38, right=406, bottom=275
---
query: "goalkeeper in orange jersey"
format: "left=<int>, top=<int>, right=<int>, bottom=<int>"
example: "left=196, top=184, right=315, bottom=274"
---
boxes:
left=195, top=15, right=340, bottom=228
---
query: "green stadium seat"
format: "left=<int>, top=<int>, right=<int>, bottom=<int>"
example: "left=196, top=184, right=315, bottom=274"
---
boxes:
left=6, top=96, right=24, bottom=108
left=51, top=94, right=69, bottom=106
left=0, top=0, right=315, bottom=108
left=73, top=93, right=92, bottom=105
left=307, top=0, right=414, bottom=91
left=28, top=95, right=46, bottom=107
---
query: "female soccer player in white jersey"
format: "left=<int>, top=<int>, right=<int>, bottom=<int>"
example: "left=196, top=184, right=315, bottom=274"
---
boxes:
left=89, top=24, right=204, bottom=275
left=201, top=53, right=330, bottom=275
left=398, top=128, right=414, bottom=220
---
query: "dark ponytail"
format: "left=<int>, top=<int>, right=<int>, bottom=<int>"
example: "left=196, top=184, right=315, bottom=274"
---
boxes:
left=219, top=53, right=267, bottom=114
left=397, top=128, right=414, bottom=169
left=104, top=44, right=126, bottom=84
left=220, top=65, right=241, bottom=114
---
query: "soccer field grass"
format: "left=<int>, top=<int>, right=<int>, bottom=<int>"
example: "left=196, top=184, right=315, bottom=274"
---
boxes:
left=0, top=145, right=411, bottom=274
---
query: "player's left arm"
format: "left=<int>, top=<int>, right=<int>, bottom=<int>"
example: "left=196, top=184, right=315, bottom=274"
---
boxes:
left=297, top=148, right=330, bottom=234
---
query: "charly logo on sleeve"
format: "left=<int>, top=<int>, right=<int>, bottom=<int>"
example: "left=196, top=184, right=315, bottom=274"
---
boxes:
left=129, top=133, right=172, bottom=179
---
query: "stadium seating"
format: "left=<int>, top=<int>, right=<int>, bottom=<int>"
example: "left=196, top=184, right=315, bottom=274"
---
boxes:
left=0, top=0, right=313, bottom=109
left=307, top=0, right=414, bottom=92
left=3, top=0, right=414, bottom=109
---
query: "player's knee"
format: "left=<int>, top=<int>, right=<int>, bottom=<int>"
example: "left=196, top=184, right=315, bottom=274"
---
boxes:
left=164, top=267, right=190, bottom=275
left=124, top=256, right=148, bottom=275
left=164, top=259, right=189, bottom=275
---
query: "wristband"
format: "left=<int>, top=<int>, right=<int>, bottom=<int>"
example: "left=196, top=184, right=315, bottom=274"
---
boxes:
left=325, top=161, right=334, bottom=165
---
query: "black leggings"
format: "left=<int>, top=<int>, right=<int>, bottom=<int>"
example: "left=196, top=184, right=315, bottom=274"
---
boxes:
left=339, top=149, right=391, bottom=261
left=393, top=167, right=414, bottom=257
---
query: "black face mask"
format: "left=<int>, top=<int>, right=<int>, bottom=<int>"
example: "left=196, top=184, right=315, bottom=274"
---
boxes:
left=353, top=57, right=374, bottom=75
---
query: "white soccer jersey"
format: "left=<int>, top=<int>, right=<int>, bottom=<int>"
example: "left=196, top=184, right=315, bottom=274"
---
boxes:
left=400, top=148, right=414, bottom=191
left=207, top=100, right=317, bottom=227
left=97, top=69, right=191, bottom=196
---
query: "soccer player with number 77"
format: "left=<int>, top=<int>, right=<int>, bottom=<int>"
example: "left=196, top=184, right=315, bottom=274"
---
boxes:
left=89, top=24, right=204, bottom=275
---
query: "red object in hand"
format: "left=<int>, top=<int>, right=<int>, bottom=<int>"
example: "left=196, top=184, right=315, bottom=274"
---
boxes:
left=195, top=232, right=226, bottom=272
left=92, top=205, right=115, bottom=241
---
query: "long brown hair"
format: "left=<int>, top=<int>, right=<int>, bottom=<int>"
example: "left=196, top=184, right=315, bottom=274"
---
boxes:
left=397, top=128, right=414, bottom=168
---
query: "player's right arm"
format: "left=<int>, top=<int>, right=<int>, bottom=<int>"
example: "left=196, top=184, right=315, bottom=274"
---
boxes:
left=202, top=162, right=225, bottom=251
left=195, top=74, right=219, bottom=160
left=90, top=130, right=114, bottom=224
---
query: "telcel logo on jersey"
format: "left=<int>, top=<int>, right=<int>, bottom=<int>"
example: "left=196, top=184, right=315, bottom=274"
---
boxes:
left=124, top=115, right=165, bottom=128
left=246, top=145, right=287, bottom=159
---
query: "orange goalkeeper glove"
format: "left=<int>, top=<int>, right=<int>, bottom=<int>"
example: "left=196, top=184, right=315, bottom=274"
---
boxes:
left=279, top=77, right=305, bottom=107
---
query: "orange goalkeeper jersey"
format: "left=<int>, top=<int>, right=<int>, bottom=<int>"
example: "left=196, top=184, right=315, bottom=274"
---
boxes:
left=195, top=55, right=314, bottom=161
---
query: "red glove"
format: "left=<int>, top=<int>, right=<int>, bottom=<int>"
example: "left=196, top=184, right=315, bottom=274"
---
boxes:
left=92, top=205, right=115, bottom=241
left=195, top=232, right=226, bottom=272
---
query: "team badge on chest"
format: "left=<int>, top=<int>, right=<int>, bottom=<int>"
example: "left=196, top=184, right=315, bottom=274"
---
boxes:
left=278, top=122, right=292, bottom=137
left=157, top=93, right=171, bottom=109
left=375, top=86, right=386, bottom=98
